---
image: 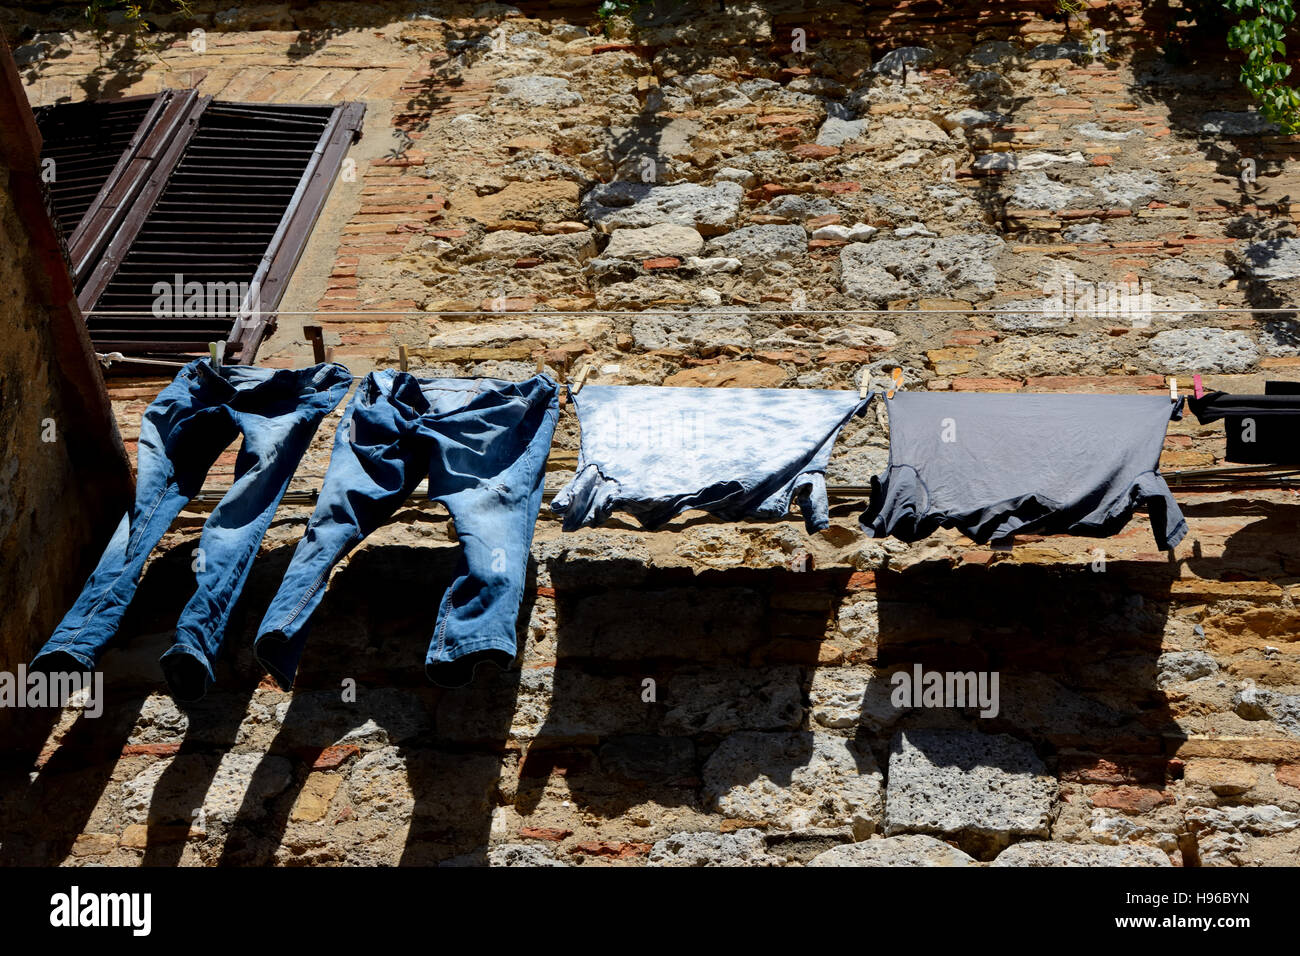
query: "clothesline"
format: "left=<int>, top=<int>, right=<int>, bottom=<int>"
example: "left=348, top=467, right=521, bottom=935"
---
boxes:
left=173, top=466, right=1300, bottom=512
left=83, top=349, right=1270, bottom=394
left=95, top=352, right=597, bottom=388
left=96, top=352, right=560, bottom=381
left=83, top=307, right=1300, bottom=316
left=98, top=356, right=1300, bottom=501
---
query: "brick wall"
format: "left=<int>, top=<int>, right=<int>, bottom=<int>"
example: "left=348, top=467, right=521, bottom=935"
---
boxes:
left=3, top=0, right=1299, bottom=866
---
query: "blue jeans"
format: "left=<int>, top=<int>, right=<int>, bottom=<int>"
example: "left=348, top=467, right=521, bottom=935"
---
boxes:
left=254, top=371, right=559, bottom=689
left=31, top=360, right=353, bottom=701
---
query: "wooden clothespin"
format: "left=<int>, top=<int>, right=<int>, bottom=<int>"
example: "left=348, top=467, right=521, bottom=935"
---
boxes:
left=208, top=341, right=225, bottom=368
left=399, top=345, right=409, bottom=372
left=572, top=363, right=593, bottom=394
left=1168, top=376, right=1178, bottom=401
left=535, top=352, right=545, bottom=374
left=858, top=368, right=870, bottom=399
left=304, top=325, right=326, bottom=364
left=1193, top=373, right=1204, bottom=399
left=886, top=367, right=903, bottom=399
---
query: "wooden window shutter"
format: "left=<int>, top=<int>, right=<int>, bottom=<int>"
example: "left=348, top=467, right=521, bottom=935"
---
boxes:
left=37, top=93, right=365, bottom=365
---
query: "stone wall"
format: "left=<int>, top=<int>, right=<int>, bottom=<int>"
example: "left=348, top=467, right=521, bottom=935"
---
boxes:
left=0, top=45, right=131, bottom=710
left=3, top=0, right=1300, bottom=866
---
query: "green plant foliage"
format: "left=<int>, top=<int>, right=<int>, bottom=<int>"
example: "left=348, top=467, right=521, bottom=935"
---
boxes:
left=1056, top=0, right=1089, bottom=28
left=82, top=0, right=193, bottom=55
left=596, top=0, right=657, bottom=35
left=1178, top=0, right=1299, bottom=131
left=1220, top=0, right=1300, bottom=131
left=596, top=0, right=691, bottom=36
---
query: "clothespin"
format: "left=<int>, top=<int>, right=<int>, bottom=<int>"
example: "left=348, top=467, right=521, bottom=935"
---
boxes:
left=208, top=341, right=224, bottom=368
left=886, top=367, right=903, bottom=399
left=572, top=363, right=593, bottom=394
left=1193, top=373, right=1204, bottom=399
left=858, top=368, right=869, bottom=399
left=1168, top=376, right=1178, bottom=401
left=535, top=352, right=545, bottom=374
left=304, top=325, right=326, bottom=364
left=399, top=345, right=409, bottom=372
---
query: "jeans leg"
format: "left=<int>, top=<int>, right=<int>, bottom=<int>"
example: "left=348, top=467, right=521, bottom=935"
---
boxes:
left=31, top=368, right=229, bottom=672
left=161, top=407, right=332, bottom=702
left=254, top=382, right=423, bottom=691
left=426, top=380, right=558, bottom=686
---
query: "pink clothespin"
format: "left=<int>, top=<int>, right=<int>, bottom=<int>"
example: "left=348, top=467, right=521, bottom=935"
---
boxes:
left=1193, top=374, right=1204, bottom=399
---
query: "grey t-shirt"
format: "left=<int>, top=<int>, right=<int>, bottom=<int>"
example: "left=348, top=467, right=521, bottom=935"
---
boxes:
left=860, top=392, right=1187, bottom=549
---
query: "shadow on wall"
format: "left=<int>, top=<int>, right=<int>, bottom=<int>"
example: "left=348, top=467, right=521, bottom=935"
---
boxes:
left=211, top=535, right=533, bottom=866
left=1180, top=500, right=1300, bottom=581
left=870, top=559, right=1183, bottom=743
left=1, top=513, right=1288, bottom=865
left=0, top=523, right=529, bottom=866
left=522, top=551, right=1183, bottom=842
left=515, top=556, right=843, bottom=820
left=1123, top=15, right=1298, bottom=321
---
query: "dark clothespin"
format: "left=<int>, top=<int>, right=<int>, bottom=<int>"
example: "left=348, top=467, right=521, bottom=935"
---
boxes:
left=399, top=345, right=409, bottom=372
left=1193, top=373, right=1204, bottom=399
left=208, top=341, right=225, bottom=368
left=304, top=325, right=326, bottom=364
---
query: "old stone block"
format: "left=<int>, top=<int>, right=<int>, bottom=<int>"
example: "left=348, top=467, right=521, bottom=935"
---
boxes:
left=884, top=730, right=1056, bottom=854
left=808, top=834, right=977, bottom=866
left=704, top=731, right=883, bottom=835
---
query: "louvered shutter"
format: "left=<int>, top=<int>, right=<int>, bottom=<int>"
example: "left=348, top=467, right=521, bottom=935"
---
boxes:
left=34, top=96, right=156, bottom=244
left=36, top=94, right=365, bottom=365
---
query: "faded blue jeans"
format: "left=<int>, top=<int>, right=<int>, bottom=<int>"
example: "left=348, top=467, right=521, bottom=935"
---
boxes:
left=255, top=371, right=559, bottom=689
left=552, top=384, right=873, bottom=532
left=31, top=360, right=352, bottom=701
